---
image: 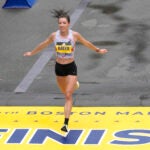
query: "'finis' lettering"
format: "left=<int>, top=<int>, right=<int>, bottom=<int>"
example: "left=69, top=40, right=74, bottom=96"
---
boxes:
left=1, top=128, right=150, bottom=145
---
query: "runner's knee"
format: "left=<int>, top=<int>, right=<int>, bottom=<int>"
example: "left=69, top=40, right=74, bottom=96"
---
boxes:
left=64, top=90, right=73, bottom=100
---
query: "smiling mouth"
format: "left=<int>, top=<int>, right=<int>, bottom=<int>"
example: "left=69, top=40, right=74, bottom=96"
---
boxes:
left=60, top=28, right=66, bottom=31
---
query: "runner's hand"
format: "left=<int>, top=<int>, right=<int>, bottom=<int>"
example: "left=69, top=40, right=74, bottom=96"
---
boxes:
left=24, top=52, right=32, bottom=56
left=96, top=48, right=108, bottom=54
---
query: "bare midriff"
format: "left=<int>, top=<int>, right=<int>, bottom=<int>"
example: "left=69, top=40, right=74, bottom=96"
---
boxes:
left=56, top=57, right=74, bottom=64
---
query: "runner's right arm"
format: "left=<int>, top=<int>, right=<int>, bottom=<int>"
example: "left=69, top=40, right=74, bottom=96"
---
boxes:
left=24, top=33, right=55, bottom=56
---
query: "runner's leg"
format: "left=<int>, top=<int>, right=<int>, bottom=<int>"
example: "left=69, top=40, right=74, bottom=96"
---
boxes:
left=56, top=75, right=77, bottom=132
left=56, top=75, right=77, bottom=118
left=64, top=75, right=77, bottom=118
left=56, top=76, right=67, bottom=94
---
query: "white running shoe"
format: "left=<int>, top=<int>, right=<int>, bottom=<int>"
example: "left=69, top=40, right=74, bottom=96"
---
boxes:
left=74, top=81, right=80, bottom=90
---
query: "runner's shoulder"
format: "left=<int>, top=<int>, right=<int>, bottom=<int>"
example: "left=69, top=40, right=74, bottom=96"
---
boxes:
left=48, top=32, right=56, bottom=41
left=72, top=31, right=81, bottom=39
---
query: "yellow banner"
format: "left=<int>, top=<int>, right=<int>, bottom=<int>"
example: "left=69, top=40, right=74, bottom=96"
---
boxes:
left=0, top=107, right=150, bottom=150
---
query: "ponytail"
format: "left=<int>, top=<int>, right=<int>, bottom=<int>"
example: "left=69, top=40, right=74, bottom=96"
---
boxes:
left=51, top=9, right=70, bottom=23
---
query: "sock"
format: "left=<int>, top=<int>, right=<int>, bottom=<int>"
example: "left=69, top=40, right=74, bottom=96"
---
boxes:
left=64, top=118, right=69, bottom=125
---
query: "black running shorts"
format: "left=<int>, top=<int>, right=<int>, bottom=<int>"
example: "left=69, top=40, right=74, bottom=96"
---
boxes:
left=55, top=61, right=77, bottom=76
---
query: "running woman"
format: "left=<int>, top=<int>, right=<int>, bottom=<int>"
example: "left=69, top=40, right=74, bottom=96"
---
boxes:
left=24, top=9, right=108, bottom=132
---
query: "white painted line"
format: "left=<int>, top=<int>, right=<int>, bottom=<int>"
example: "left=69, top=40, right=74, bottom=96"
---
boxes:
left=70, top=0, right=91, bottom=27
left=14, top=47, right=54, bottom=93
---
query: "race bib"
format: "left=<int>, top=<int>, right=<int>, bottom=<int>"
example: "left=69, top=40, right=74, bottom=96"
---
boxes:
left=55, top=43, right=73, bottom=54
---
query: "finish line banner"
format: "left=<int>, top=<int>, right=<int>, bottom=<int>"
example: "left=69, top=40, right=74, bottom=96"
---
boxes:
left=0, top=107, right=150, bottom=150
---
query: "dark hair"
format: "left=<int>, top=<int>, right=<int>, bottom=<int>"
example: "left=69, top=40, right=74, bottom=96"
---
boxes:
left=51, top=9, right=70, bottom=23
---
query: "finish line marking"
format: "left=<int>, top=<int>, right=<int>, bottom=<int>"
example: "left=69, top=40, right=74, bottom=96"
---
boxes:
left=14, top=0, right=91, bottom=93
left=0, top=107, right=150, bottom=150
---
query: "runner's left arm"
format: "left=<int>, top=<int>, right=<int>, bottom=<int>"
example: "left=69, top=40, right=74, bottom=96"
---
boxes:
left=75, top=32, right=107, bottom=54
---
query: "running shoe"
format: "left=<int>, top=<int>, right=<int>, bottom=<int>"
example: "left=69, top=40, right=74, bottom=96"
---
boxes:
left=74, top=81, right=80, bottom=90
left=61, top=124, right=68, bottom=132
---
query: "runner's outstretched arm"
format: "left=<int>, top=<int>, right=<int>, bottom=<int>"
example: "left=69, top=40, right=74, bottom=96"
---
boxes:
left=75, top=32, right=108, bottom=54
left=24, top=33, right=55, bottom=56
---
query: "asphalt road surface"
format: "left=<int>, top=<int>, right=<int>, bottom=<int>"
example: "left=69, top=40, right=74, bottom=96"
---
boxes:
left=0, top=0, right=150, bottom=106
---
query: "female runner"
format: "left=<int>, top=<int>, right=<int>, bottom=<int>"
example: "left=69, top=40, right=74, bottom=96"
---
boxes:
left=24, top=9, right=108, bottom=132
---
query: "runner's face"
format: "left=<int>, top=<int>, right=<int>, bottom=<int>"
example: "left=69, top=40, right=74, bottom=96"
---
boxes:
left=58, top=17, right=70, bottom=33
